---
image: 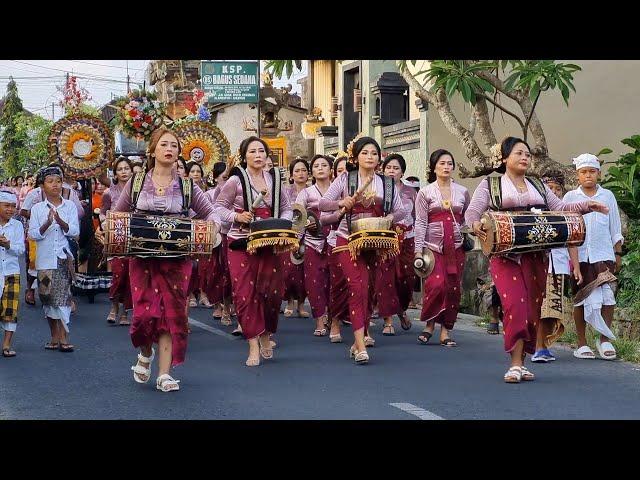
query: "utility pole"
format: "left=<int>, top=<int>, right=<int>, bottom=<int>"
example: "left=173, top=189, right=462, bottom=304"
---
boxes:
left=126, top=60, right=131, bottom=93
left=51, top=103, right=55, bottom=120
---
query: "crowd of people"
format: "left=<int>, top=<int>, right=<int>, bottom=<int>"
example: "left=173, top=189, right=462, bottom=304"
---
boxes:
left=0, top=128, right=623, bottom=392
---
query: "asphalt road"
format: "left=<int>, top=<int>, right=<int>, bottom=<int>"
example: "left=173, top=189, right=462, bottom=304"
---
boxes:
left=1, top=288, right=640, bottom=420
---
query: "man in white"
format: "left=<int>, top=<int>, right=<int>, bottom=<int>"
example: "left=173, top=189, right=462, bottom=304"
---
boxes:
left=564, top=153, right=623, bottom=360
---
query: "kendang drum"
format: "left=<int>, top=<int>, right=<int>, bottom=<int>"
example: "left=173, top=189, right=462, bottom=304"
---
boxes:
left=246, top=218, right=299, bottom=255
left=347, top=216, right=399, bottom=261
left=104, top=211, right=217, bottom=258
left=480, top=210, right=585, bottom=256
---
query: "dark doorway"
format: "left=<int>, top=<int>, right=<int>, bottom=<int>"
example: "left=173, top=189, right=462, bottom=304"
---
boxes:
left=342, top=62, right=361, bottom=148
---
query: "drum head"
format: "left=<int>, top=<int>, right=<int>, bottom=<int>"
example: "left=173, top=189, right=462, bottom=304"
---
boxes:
left=480, top=213, right=495, bottom=256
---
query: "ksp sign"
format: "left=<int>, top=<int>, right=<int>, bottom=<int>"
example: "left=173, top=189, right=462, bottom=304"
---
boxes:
left=201, top=61, right=259, bottom=103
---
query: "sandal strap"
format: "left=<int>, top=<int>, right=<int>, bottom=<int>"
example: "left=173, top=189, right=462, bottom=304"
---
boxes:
left=157, top=374, right=180, bottom=386
left=131, top=364, right=151, bottom=375
left=138, top=347, right=155, bottom=364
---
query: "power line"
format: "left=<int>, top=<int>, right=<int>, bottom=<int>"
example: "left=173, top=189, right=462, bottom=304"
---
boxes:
left=66, top=60, right=145, bottom=71
left=9, top=61, right=132, bottom=82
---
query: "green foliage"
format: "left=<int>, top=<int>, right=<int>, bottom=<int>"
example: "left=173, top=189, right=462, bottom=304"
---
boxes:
left=12, top=112, right=53, bottom=174
left=602, top=134, right=640, bottom=219
left=417, top=60, right=496, bottom=104
left=502, top=60, right=581, bottom=105
left=0, top=79, right=26, bottom=176
left=616, top=220, right=640, bottom=309
left=264, top=60, right=303, bottom=79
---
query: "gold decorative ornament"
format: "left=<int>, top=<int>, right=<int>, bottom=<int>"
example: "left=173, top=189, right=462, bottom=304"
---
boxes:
left=173, top=120, right=231, bottom=176
left=48, top=113, right=114, bottom=180
left=346, top=132, right=365, bottom=163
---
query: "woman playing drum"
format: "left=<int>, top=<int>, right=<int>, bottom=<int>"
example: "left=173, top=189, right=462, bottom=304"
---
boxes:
left=465, top=136, right=608, bottom=383
left=114, top=127, right=220, bottom=392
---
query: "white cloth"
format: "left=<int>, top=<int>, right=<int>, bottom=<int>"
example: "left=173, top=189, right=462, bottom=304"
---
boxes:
left=27, top=198, right=80, bottom=270
left=563, top=186, right=623, bottom=263
left=572, top=153, right=601, bottom=171
left=548, top=248, right=570, bottom=275
left=44, top=306, right=71, bottom=332
left=1, top=321, right=16, bottom=332
left=0, top=191, right=17, bottom=203
left=574, top=283, right=616, bottom=340
left=0, top=218, right=25, bottom=276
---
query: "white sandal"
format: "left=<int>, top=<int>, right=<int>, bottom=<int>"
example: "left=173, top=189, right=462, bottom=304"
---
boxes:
left=364, top=336, right=375, bottom=347
left=354, top=350, right=369, bottom=364
left=131, top=348, right=155, bottom=384
left=520, top=366, right=535, bottom=381
left=573, top=345, right=596, bottom=359
left=596, top=339, right=617, bottom=360
left=156, top=374, right=180, bottom=392
left=504, top=366, right=522, bottom=383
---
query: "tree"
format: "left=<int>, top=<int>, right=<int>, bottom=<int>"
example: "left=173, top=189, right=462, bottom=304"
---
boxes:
left=0, top=78, right=26, bottom=176
left=13, top=112, right=53, bottom=173
left=266, top=60, right=583, bottom=186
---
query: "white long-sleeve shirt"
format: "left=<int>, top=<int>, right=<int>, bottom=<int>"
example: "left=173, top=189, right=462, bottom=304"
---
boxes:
left=28, top=198, right=80, bottom=270
left=563, top=185, right=623, bottom=263
left=0, top=218, right=25, bottom=276
left=21, top=185, right=85, bottom=219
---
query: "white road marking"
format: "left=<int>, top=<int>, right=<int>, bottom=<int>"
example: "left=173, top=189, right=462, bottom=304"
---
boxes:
left=389, top=403, right=444, bottom=420
left=188, top=317, right=237, bottom=340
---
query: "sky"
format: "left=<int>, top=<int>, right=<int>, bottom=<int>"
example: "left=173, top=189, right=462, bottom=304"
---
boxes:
left=0, top=60, right=307, bottom=121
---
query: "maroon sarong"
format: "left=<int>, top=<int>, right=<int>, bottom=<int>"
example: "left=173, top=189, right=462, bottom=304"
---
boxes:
left=490, top=252, right=548, bottom=354
left=375, top=255, right=401, bottom=317
left=304, top=246, right=330, bottom=318
left=397, top=235, right=416, bottom=312
left=283, top=255, right=306, bottom=301
left=188, top=260, right=199, bottom=296
left=129, top=257, right=192, bottom=366
left=329, top=245, right=348, bottom=321
left=109, top=257, right=132, bottom=310
left=226, top=207, right=284, bottom=339
left=204, top=234, right=232, bottom=304
left=420, top=212, right=465, bottom=329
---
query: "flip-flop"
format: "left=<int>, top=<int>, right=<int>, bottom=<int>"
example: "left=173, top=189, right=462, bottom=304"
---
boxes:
left=417, top=331, right=433, bottom=345
left=2, top=348, right=16, bottom=357
left=440, top=338, right=458, bottom=347
left=58, top=343, right=74, bottom=353
left=382, top=325, right=395, bottom=336
left=399, top=313, right=412, bottom=331
left=44, top=342, right=59, bottom=350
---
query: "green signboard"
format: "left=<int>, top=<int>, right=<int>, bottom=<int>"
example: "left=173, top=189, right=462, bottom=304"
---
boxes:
left=201, top=61, right=259, bottom=103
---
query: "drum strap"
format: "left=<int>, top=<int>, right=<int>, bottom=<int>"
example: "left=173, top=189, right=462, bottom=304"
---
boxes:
left=230, top=166, right=252, bottom=212
left=487, top=175, right=548, bottom=210
left=271, top=167, right=281, bottom=218
left=178, top=177, right=193, bottom=216
left=346, top=171, right=394, bottom=233
left=230, top=166, right=281, bottom=218
left=130, top=172, right=146, bottom=208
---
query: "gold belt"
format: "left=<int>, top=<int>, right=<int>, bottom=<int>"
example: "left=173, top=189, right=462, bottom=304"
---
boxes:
left=331, top=245, right=350, bottom=255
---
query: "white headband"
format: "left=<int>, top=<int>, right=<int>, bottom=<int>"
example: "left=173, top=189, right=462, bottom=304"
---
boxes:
left=0, top=191, right=17, bottom=204
left=572, top=153, right=600, bottom=171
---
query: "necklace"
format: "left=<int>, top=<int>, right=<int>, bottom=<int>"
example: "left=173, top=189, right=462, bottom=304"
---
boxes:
left=153, top=175, right=172, bottom=196
left=437, top=180, right=452, bottom=209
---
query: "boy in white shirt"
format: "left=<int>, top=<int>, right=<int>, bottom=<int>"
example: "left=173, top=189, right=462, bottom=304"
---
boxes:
left=0, top=190, right=25, bottom=357
left=563, top=154, right=624, bottom=360
left=28, top=166, right=80, bottom=352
